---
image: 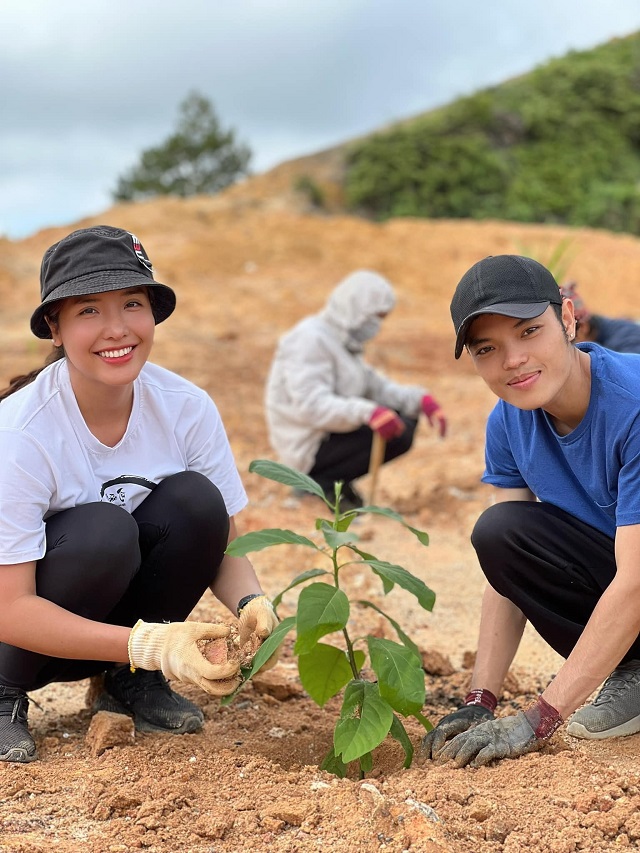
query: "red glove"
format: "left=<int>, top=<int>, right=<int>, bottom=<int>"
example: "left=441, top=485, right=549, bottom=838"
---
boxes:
left=368, top=407, right=405, bottom=440
left=421, top=394, right=447, bottom=438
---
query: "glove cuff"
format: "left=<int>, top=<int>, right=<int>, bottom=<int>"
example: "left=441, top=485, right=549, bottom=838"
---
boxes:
left=523, top=695, right=563, bottom=739
left=464, top=688, right=498, bottom=713
left=128, top=620, right=168, bottom=672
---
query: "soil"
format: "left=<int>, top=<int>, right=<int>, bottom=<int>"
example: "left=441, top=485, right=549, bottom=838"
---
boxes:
left=2, top=189, right=640, bottom=851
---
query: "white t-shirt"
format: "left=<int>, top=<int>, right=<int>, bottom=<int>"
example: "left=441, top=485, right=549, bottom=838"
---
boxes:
left=0, top=359, right=247, bottom=564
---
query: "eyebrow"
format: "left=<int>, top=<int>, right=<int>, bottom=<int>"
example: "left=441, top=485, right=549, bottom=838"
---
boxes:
left=466, top=317, right=533, bottom=349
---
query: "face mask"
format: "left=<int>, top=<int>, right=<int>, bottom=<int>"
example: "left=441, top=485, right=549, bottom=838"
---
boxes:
left=350, top=317, right=382, bottom=343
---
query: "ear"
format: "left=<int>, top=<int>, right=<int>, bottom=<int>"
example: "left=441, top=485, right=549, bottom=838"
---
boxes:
left=561, top=298, right=576, bottom=341
left=44, top=316, right=61, bottom=347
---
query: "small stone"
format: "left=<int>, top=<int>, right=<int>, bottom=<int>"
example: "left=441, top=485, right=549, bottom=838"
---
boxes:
left=86, top=711, right=134, bottom=756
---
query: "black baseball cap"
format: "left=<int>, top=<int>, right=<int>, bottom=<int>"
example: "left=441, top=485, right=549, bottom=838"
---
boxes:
left=31, top=225, right=176, bottom=339
left=450, top=255, right=563, bottom=358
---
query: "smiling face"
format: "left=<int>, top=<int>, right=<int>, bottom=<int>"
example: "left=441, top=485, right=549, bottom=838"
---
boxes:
left=45, top=287, right=155, bottom=395
left=465, top=302, right=580, bottom=412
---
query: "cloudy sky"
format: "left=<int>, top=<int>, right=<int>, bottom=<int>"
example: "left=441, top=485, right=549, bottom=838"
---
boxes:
left=3, top=1, right=640, bottom=239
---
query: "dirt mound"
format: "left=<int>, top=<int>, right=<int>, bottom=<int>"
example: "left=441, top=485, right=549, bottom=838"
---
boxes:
left=2, top=197, right=640, bottom=851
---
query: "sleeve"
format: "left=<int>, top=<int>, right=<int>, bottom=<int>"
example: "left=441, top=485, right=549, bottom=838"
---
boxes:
left=481, top=404, right=529, bottom=489
left=277, top=331, right=379, bottom=431
left=0, top=431, right=55, bottom=564
left=182, top=394, right=248, bottom=518
left=615, top=415, right=640, bottom=527
left=361, top=363, right=426, bottom=417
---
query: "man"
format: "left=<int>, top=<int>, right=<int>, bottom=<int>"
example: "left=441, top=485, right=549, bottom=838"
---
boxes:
left=560, top=281, right=640, bottom=354
left=422, top=254, right=640, bottom=768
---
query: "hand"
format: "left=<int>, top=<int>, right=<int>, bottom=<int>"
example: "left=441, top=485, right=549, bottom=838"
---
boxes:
left=421, top=394, right=447, bottom=438
left=238, top=595, right=281, bottom=672
left=435, top=712, right=540, bottom=767
left=128, top=619, right=241, bottom=697
left=421, top=704, right=494, bottom=760
left=369, top=406, right=405, bottom=440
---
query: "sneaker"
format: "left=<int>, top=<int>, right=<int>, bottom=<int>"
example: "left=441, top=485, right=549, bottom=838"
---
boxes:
left=567, top=659, right=640, bottom=739
left=339, top=482, right=364, bottom=511
left=93, top=666, right=204, bottom=734
left=0, top=685, right=37, bottom=763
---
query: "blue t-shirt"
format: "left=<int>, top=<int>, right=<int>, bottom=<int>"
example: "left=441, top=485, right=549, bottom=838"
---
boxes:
left=482, top=343, right=640, bottom=538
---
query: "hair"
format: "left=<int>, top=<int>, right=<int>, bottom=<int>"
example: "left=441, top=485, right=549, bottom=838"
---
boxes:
left=0, top=304, right=63, bottom=402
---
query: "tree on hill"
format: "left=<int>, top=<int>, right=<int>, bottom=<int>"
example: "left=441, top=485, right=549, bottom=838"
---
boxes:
left=112, top=91, right=252, bottom=201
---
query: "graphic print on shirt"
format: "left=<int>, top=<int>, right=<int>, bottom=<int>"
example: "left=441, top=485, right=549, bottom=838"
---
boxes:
left=100, top=475, right=157, bottom=511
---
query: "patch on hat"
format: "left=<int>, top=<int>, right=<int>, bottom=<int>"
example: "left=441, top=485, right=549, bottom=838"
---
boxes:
left=131, top=233, right=154, bottom=273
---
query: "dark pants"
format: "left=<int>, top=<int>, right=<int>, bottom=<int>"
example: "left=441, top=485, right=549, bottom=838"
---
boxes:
left=0, top=471, right=229, bottom=691
left=308, top=416, right=417, bottom=492
left=471, top=500, right=640, bottom=662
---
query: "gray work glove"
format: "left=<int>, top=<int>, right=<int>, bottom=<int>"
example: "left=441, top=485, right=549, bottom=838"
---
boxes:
left=421, top=704, right=495, bottom=759
left=435, top=711, right=540, bottom=767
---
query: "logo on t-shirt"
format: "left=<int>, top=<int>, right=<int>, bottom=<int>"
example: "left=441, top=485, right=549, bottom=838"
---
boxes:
left=100, top=475, right=157, bottom=510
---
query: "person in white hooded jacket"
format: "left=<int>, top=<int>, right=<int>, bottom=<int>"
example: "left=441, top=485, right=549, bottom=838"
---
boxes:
left=265, top=270, right=447, bottom=508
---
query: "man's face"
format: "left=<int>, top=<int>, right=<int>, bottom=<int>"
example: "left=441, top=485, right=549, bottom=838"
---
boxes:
left=465, top=303, right=576, bottom=411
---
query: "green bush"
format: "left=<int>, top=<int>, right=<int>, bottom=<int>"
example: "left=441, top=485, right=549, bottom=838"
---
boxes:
left=344, top=32, right=640, bottom=234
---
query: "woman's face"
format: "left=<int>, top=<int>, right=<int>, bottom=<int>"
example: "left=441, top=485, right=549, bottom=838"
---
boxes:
left=46, top=287, right=155, bottom=392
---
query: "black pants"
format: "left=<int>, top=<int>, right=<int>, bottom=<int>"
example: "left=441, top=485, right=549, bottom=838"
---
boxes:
left=0, top=471, right=229, bottom=690
left=308, top=416, right=417, bottom=492
left=471, top=500, right=640, bottom=662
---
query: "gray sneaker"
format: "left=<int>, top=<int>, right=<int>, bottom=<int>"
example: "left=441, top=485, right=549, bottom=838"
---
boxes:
left=567, top=659, right=640, bottom=739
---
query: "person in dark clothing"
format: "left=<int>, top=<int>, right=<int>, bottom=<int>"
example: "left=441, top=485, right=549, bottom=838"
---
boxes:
left=560, top=281, right=640, bottom=354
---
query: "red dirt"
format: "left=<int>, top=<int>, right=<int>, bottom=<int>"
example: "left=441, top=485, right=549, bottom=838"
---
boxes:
left=2, top=193, right=640, bottom=851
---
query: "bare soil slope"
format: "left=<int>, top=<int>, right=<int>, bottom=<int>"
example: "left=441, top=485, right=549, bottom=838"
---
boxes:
left=2, top=196, right=640, bottom=852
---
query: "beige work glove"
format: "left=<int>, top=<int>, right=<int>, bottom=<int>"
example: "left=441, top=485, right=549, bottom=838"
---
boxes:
left=128, top=619, right=241, bottom=696
left=238, top=595, right=281, bottom=672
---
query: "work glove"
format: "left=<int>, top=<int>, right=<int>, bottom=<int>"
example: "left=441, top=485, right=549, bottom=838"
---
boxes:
left=369, top=406, right=405, bottom=441
left=421, top=704, right=495, bottom=759
left=237, top=594, right=281, bottom=672
left=434, top=696, right=562, bottom=768
left=128, top=619, right=241, bottom=697
left=421, top=394, right=447, bottom=438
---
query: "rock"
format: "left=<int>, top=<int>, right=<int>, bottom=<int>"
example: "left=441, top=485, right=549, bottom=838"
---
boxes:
left=86, top=710, right=135, bottom=756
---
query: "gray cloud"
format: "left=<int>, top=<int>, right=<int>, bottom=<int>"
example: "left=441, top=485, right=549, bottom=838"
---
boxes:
left=2, top=0, right=640, bottom=237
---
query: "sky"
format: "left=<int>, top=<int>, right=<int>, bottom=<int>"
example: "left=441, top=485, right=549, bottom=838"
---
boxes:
left=3, top=1, right=640, bottom=240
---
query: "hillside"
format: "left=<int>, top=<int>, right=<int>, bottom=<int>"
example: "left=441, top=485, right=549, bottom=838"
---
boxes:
left=2, top=196, right=640, bottom=851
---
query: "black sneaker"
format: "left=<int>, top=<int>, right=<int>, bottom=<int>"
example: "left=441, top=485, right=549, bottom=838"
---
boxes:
left=0, top=685, right=37, bottom=763
left=93, top=666, right=204, bottom=734
left=340, top=482, right=364, bottom=511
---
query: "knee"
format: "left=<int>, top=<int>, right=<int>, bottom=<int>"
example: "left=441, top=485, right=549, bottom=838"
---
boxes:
left=160, top=471, right=228, bottom=525
left=471, top=501, right=530, bottom=585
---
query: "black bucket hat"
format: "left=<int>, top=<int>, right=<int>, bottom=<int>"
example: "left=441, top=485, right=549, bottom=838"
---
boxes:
left=450, top=255, right=563, bottom=358
left=30, top=225, right=177, bottom=339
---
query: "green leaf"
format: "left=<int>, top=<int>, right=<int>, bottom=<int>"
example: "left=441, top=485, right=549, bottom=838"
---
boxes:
left=334, top=681, right=393, bottom=763
left=248, top=459, right=327, bottom=500
left=318, top=520, right=360, bottom=550
left=359, top=751, right=373, bottom=774
left=320, top=746, right=348, bottom=778
left=294, top=583, right=350, bottom=655
left=271, top=569, right=329, bottom=609
left=357, top=600, right=420, bottom=658
left=368, top=637, right=426, bottom=716
left=299, top=644, right=365, bottom=706
left=225, top=528, right=321, bottom=557
left=389, top=715, right=414, bottom=769
left=351, top=548, right=394, bottom=594
left=246, top=616, right=296, bottom=677
left=365, top=559, right=436, bottom=612
left=348, top=506, right=429, bottom=546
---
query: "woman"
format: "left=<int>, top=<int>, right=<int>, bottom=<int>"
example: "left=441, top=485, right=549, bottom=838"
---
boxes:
left=0, top=225, right=277, bottom=763
left=264, top=270, right=447, bottom=508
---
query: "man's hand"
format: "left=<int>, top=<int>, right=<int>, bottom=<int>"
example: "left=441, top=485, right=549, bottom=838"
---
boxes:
left=421, top=394, right=447, bottom=438
left=128, top=619, right=241, bottom=696
left=421, top=704, right=495, bottom=759
left=434, top=712, right=540, bottom=767
left=369, top=407, right=405, bottom=440
left=238, top=594, right=281, bottom=672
